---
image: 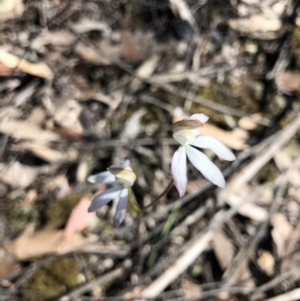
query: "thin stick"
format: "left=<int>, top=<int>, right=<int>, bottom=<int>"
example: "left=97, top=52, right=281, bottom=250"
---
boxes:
left=142, top=179, right=174, bottom=212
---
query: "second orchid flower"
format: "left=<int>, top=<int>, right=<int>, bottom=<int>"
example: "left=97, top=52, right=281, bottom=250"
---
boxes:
left=172, top=113, right=236, bottom=197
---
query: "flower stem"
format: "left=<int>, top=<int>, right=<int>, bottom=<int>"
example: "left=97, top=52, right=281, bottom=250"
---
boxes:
left=142, top=179, right=174, bottom=212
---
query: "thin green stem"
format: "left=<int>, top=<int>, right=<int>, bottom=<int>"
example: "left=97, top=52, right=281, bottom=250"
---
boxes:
left=142, top=179, right=174, bottom=213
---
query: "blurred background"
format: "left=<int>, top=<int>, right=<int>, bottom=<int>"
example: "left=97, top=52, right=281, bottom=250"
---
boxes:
left=0, top=0, right=300, bottom=300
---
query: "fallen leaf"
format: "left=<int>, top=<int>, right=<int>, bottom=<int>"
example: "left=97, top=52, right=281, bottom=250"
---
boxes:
left=121, top=30, right=154, bottom=63
left=0, top=119, right=59, bottom=141
left=229, top=15, right=282, bottom=33
left=212, top=229, right=235, bottom=270
left=63, top=197, right=95, bottom=240
left=0, top=49, right=53, bottom=79
left=275, top=72, right=300, bottom=92
left=226, top=188, right=268, bottom=222
left=5, top=224, right=98, bottom=260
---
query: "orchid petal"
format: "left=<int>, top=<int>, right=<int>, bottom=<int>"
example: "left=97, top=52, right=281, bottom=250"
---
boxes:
left=189, top=114, right=209, bottom=124
left=87, top=171, right=115, bottom=184
left=88, top=186, right=122, bottom=212
left=191, top=136, right=236, bottom=161
left=171, top=146, right=188, bottom=197
left=113, top=189, right=128, bottom=228
left=186, top=145, right=226, bottom=188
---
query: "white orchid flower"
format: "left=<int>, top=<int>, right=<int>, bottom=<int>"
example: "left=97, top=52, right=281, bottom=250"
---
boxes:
left=172, top=113, right=236, bottom=197
left=87, top=160, right=136, bottom=228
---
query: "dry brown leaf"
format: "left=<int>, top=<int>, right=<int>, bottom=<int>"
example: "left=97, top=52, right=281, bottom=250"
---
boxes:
left=121, top=30, right=154, bottom=63
left=0, top=161, right=40, bottom=188
left=63, top=197, right=95, bottom=240
left=0, top=49, right=53, bottom=79
left=271, top=213, right=293, bottom=256
left=0, top=119, right=59, bottom=141
left=5, top=224, right=98, bottom=260
left=229, top=15, right=282, bottom=33
left=275, top=72, right=300, bottom=92
left=212, top=229, right=235, bottom=270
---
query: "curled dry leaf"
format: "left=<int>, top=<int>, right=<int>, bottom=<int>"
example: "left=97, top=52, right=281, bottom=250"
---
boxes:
left=63, top=197, right=96, bottom=240
left=0, top=49, right=53, bottom=79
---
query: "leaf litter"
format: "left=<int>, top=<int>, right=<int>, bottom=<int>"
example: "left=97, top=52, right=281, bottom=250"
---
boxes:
left=0, top=0, right=300, bottom=300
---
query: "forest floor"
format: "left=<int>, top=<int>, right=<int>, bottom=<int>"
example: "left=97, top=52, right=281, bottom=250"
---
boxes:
left=0, top=0, right=300, bottom=300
